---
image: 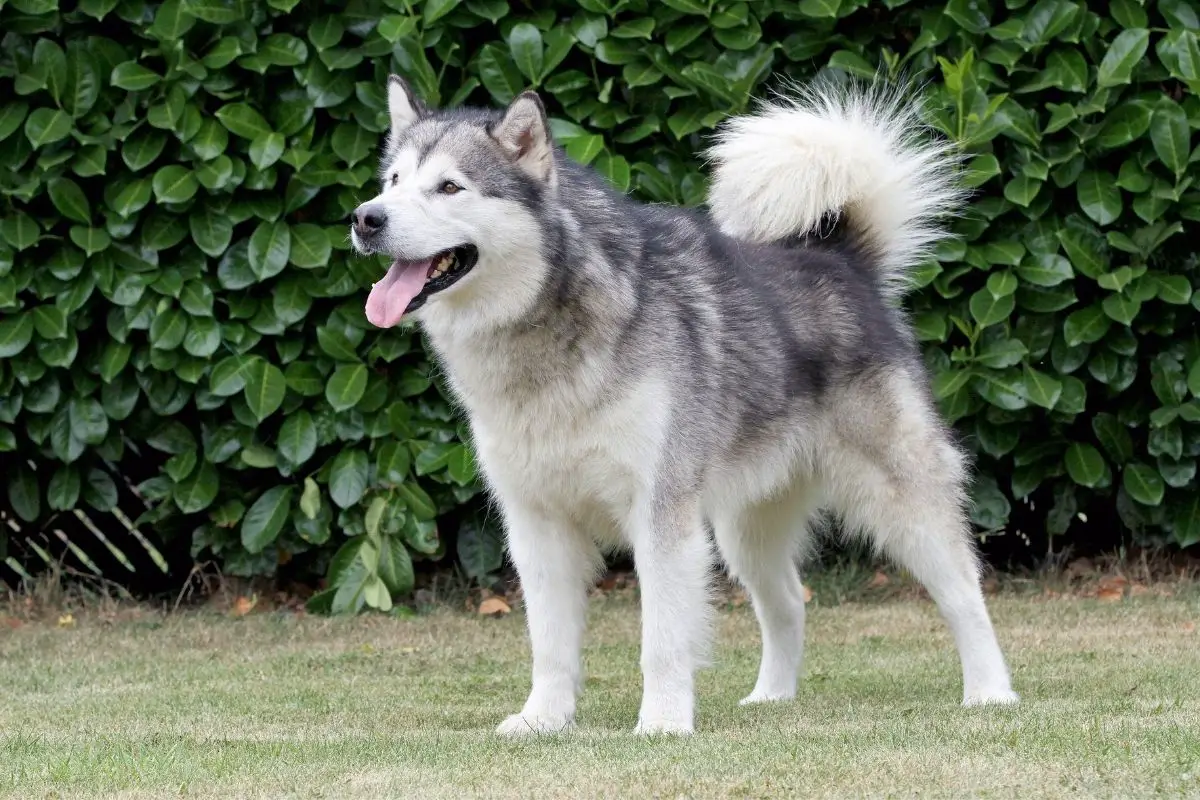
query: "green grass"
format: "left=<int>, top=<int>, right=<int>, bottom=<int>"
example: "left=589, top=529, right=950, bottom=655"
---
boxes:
left=2, top=591, right=1199, bottom=799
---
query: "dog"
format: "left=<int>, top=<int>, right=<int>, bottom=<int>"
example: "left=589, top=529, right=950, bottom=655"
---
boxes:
left=349, top=73, right=1019, bottom=736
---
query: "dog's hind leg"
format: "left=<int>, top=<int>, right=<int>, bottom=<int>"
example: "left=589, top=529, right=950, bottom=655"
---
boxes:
left=630, top=492, right=715, bottom=735
left=712, top=482, right=820, bottom=705
left=827, top=375, right=1019, bottom=707
left=496, top=502, right=603, bottom=736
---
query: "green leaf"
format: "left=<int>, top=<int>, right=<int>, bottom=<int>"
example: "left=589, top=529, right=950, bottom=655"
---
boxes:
left=0, top=313, right=34, bottom=358
left=98, top=341, right=132, bottom=382
left=174, top=462, right=219, bottom=513
left=396, top=482, right=436, bottom=520
left=149, top=0, right=196, bottom=39
left=285, top=362, right=325, bottom=396
left=278, top=411, right=317, bottom=467
left=149, top=308, right=188, bottom=350
left=299, top=476, right=322, bottom=519
left=1101, top=292, right=1141, bottom=326
left=107, top=178, right=153, bottom=218
left=378, top=534, right=415, bottom=595
left=1123, top=463, right=1164, bottom=507
left=0, top=103, right=29, bottom=143
left=69, top=226, right=110, bottom=256
left=1065, top=442, right=1107, bottom=488
left=243, top=358, right=286, bottom=421
left=190, top=207, right=234, bottom=258
left=1017, top=254, right=1073, bottom=287
left=377, top=15, right=418, bottom=43
left=423, top=0, right=460, bottom=23
left=565, top=134, right=604, bottom=166
left=215, top=103, right=273, bottom=140
left=182, top=0, right=246, bottom=24
left=1022, top=364, right=1062, bottom=410
left=48, top=466, right=81, bottom=512
left=68, top=396, right=108, bottom=445
left=969, top=288, right=1015, bottom=328
left=508, top=23, right=544, bottom=83
left=326, top=364, right=367, bottom=411
left=1155, top=275, right=1192, bottom=306
left=241, top=486, right=294, bottom=553
left=1, top=212, right=40, bottom=251
left=83, top=469, right=118, bottom=512
left=329, top=449, right=368, bottom=509
left=1063, top=305, right=1111, bottom=346
left=9, top=466, right=41, bottom=523
left=1096, top=102, right=1151, bottom=149
left=183, top=317, right=221, bottom=357
left=152, top=165, right=199, bottom=204
left=288, top=224, right=332, bottom=268
left=32, top=306, right=68, bottom=340
left=1171, top=495, right=1200, bottom=548
left=477, top=44, right=525, bottom=104
left=1096, top=28, right=1149, bottom=88
left=660, top=0, right=708, bottom=12
left=24, top=108, right=72, bottom=149
left=249, top=132, right=285, bottom=170
left=376, top=441, right=411, bottom=485
left=977, top=339, right=1027, bottom=370
left=316, top=326, right=360, bottom=362
left=1076, top=171, right=1122, bottom=226
left=1150, top=101, right=1190, bottom=176
left=110, top=61, right=162, bottom=91
left=1003, top=175, right=1042, bottom=207
left=457, top=516, right=505, bottom=580
left=1092, top=413, right=1133, bottom=464
left=48, top=178, right=91, bottom=224
left=248, top=221, right=290, bottom=280
left=122, top=130, right=167, bottom=171
left=986, top=270, right=1018, bottom=298
left=798, top=0, right=839, bottom=17
left=1057, top=223, right=1107, bottom=278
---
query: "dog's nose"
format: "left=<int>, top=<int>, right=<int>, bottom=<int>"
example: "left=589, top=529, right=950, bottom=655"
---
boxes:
left=353, top=205, right=386, bottom=236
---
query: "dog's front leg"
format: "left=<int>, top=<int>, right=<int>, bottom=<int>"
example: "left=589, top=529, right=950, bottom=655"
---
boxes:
left=496, top=502, right=600, bottom=737
left=630, top=493, right=714, bottom=736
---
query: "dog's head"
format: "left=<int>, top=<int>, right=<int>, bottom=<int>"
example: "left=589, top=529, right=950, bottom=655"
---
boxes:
left=350, top=76, right=556, bottom=330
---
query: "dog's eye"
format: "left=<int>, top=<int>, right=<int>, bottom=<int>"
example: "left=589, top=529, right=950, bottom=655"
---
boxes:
left=439, top=181, right=463, bottom=195
left=390, top=173, right=399, bottom=186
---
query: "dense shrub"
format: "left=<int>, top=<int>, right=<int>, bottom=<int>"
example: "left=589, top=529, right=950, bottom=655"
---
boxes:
left=0, top=0, right=1197, bottom=609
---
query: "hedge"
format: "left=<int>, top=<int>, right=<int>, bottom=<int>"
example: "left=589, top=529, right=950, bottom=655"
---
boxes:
left=0, top=0, right=1197, bottom=610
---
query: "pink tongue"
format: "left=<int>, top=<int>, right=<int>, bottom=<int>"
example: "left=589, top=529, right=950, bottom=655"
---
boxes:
left=365, top=258, right=433, bottom=328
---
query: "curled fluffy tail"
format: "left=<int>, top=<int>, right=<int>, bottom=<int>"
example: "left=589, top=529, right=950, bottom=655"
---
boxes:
left=705, top=79, right=964, bottom=299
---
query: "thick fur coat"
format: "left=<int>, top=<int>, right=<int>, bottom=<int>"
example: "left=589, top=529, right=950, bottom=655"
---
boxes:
left=349, top=76, right=1019, bottom=735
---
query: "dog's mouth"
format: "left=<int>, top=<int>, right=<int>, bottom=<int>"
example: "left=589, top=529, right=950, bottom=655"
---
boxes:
left=364, top=244, right=478, bottom=327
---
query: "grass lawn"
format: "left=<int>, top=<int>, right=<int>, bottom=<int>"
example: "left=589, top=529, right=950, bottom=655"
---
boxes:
left=2, top=588, right=1199, bottom=799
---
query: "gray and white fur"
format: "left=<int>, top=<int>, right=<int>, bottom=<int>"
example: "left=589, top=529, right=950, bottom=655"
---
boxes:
left=350, top=75, right=1019, bottom=736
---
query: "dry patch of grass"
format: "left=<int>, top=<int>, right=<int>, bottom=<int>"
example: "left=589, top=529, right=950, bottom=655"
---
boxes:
left=2, top=589, right=1199, bottom=799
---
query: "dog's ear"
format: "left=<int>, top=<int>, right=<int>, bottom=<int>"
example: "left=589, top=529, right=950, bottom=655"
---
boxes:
left=387, top=74, right=426, bottom=134
left=490, top=91, right=555, bottom=185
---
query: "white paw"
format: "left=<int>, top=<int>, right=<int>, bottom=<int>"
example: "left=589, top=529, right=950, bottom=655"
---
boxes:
left=633, top=718, right=694, bottom=736
left=495, top=712, right=575, bottom=737
left=739, top=689, right=795, bottom=706
left=962, top=689, right=1020, bottom=707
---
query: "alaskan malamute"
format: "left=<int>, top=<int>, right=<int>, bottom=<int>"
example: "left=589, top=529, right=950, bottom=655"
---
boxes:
left=350, top=75, right=1019, bottom=735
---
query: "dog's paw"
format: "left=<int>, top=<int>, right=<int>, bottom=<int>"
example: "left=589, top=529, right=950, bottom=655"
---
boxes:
left=495, top=712, right=575, bottom=737
left=962, top=689, right=1020, bottom=707
left=633, top=718, right=694, bottom=736
left=738, top=689, right=794, bottom=706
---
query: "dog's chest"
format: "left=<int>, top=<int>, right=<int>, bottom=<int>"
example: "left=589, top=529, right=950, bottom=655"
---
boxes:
left=451, top=359, right=668, bottom=531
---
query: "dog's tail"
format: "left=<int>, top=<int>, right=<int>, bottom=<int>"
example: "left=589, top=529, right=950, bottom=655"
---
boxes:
left=705, top=78, right=963, bottom=299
